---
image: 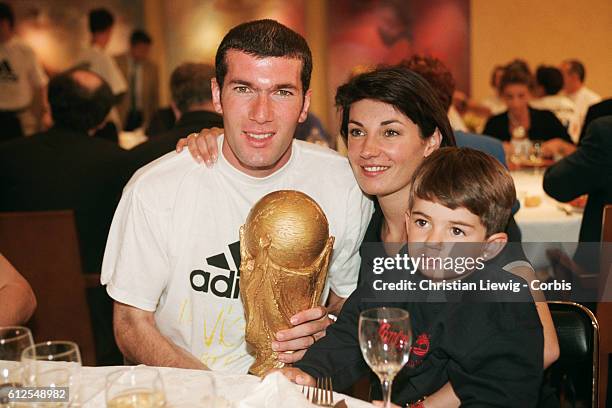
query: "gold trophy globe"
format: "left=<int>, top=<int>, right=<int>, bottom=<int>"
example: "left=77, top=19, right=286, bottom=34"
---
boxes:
left=239, top=190, right=334, bottom=376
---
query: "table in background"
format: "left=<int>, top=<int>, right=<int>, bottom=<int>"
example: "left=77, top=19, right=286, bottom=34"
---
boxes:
left=511, top=169, right=582, bottom=270
left=79, top=365, right=374, bottom=407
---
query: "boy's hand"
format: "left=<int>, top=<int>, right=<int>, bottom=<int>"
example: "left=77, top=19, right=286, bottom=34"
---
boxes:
left=175, top=127, right=223, bottom=166
left=273, top=306, right=332, bottom=363
left=273, top=367, right=316, bottom=386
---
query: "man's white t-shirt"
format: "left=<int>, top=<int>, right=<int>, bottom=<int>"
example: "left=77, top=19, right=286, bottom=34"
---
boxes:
left=0, top=38, right=48, bottom=110
left=77, top=45, right=127, bottom=95
left=101, top=138, right=373, bottom=373
left=565, top=86, right=602, bottom=138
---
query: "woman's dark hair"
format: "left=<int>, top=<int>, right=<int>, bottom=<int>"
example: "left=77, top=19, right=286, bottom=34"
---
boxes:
left=48, top=69, right=114, bottom=132
left=215, top=19, right=312, bottom=93
left=499, top=66, right=534, bottom=93
left=335, top=66, right=455, bottom=147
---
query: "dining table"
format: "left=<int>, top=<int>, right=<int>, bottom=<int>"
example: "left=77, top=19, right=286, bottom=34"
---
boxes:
left=511, top=168, right=583, bottom=271
left=75, top=365, right=374, bottom=407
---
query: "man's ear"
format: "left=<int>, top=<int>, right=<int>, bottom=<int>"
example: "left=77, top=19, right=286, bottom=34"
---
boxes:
left=482, top=232, right=508, bottom=261
left=298, top=89, right=312, bottom=123
left=423, top=128, right=442, bottom=158
left=211, top=78, right=223, bottom=115
left=404, top=212, right=411, bottom=235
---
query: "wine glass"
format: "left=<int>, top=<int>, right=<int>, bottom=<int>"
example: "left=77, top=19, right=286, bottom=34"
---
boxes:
left=0, top=326, right=34, bottom=392
left=359, top=308, right=412, bottom=408
left=105, top=367, right=166, bottom=408
left=21, top=341, right=81, bottom=406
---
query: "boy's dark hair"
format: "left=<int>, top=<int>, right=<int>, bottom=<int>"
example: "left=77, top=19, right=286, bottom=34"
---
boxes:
left=409, top=147, right=515, bottom=236
left=499, top=66, right=534, bottom=93
left=130, top=29, right=152, bottom=46
left=88, top=8, right=114, bottom=34
left=48, top=69, right=114, bottom=132
left=215, top=19, right=312, bottom=93
left=335, top=66, right=455, bottom=147
left=399, top=55, right=455, bottom=112
left=0, top=2, right=14, bottom=28
left=171, top=63, right=214, bottom=114
left=535, top=65, right=564, bottom=95
left=563, top=59, right=585, bottom=82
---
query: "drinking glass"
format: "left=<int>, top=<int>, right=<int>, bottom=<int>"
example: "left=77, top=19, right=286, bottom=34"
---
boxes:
left=21, top=341, right=81, bottom=406
left=105, top=367, right=166, bottom=408
left=1, top=327, right=34, bottom=406
left=359, top=308, right=412, bottom=408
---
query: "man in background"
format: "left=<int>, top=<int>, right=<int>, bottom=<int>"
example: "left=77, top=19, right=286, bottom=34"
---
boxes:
left=0, top=69, right=131, bottom=364
left=0, top=2, right=48, bottom=141
left=560, top=59, right=601, bottom=138
left=131, top=62, right=222, bottom=160
left=116, top=29, right=159, bottom=131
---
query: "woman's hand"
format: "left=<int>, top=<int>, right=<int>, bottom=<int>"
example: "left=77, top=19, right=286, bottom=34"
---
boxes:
left=176, top=127, right=224, bottom=166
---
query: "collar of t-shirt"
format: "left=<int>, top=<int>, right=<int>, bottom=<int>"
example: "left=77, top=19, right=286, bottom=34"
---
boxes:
left=216, top=134, right=297, bottom=186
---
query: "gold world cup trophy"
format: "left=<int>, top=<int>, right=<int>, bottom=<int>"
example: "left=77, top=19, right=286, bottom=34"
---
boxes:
left=240, top=190, right=334, bottom=376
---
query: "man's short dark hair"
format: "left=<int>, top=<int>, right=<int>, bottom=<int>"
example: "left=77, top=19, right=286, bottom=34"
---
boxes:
left=0, top=2, right=14, bottom=28
left=564, top=59, right=586, bottom=82
left=48, top=69, right=114, bottom=132
left=88, top=8, right=114, bottom=34
left=171, top=63, right=215, bottom=114
left=130, top=29, right=152, bottom=46
left=400, top=55, right=455, bottom=112
left=335, top=66, right=455, bottom=148
left=215, top=19, right=312, bottom=93
left=535, top=65, right=564, bottom=95
left=409, top=147, right=516, bottom=236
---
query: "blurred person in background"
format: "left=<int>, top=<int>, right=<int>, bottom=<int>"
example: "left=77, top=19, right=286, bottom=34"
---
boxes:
left=530, top=65, right=578, bottom=142
left=560, top=59, right=601, bottom=138
left=480, top=65, right=506, bottom=116
left=116, top=29, right=159, bottom=132
left=0, top=253, right=36, bottom=326
left=0, top=2, right=48, bottom=141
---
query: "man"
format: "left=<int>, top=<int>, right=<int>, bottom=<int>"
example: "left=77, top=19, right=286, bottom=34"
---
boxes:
left=77, top=8, right=127, bottom=137
left=0, top=2, right=48, bottom=141
left=579, top=98, right=612, bottom=143
left=131, top=63, right=223, bottom=160
left=0, top=69, right=131, bottom=364
left=101, top=20, right=372, bottom=372
left=544, top=116, right=612, bottom=267
left=560, top=59, right=602, bottom=138
left=116, top=29, right=159, bottom=131
left=530, top=65, right=578, bottom=142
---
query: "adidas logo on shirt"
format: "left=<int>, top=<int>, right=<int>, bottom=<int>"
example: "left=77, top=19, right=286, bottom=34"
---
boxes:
left=190, top=241, right=241, bottom=299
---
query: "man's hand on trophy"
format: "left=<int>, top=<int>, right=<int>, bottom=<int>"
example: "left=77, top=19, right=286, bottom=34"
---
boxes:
left=175, top=127, right=223, bottom=167
left=274, top=367, right=316, bottom=386
left=272, top=305, right=332, bottom=364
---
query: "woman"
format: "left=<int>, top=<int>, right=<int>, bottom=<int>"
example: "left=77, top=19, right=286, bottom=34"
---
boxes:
left=483, top=68, right=573, bottom=154
left=177, top=65, right=558, bottom=406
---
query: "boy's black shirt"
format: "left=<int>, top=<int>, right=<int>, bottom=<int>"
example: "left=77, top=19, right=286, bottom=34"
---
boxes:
left=295, top=212, right=544, bottom=407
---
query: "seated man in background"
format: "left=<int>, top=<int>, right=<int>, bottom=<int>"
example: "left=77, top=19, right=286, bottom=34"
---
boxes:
left=0, top=69, right=132, bottom=364
left=130, top=63, right=223, bottom=160
left=0, top=253, right=36, bottom=326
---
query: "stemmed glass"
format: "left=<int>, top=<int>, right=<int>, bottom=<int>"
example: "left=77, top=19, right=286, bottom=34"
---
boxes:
left=0, top=326, right=34, bottom=395
left=359, top=308, right=412, bottom=408
left=21, top=341, right=82, bottom=406
left=105, top=367, right=166, bottom=408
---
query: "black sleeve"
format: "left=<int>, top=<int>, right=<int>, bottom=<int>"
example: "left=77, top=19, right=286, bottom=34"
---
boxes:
left=540, top=110, right=572, bottom=143
left=543, top=116, right=612, bottom=202
left=483, top=114, right=509, bottom=142
left=447, top=304, right=544, bottom=407
left=294, top=284, right=371, bottom=391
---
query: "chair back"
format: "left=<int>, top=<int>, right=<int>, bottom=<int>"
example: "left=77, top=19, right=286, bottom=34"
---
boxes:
left=0, top=211, right=97, bottom=365
left=546, top=301, right=599, bottom=408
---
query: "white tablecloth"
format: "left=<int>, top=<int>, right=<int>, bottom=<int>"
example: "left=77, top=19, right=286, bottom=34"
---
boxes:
left=77, top=365, right=374, bottom=408
left=511, top=169, right=582, bottom=270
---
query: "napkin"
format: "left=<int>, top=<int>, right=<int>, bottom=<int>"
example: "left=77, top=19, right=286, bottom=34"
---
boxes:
left=238, top=372, right=315, bottom=408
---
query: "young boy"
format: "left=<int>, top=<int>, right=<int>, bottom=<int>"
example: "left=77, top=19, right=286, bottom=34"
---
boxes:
left=283, top=147, right=544, bottom=407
